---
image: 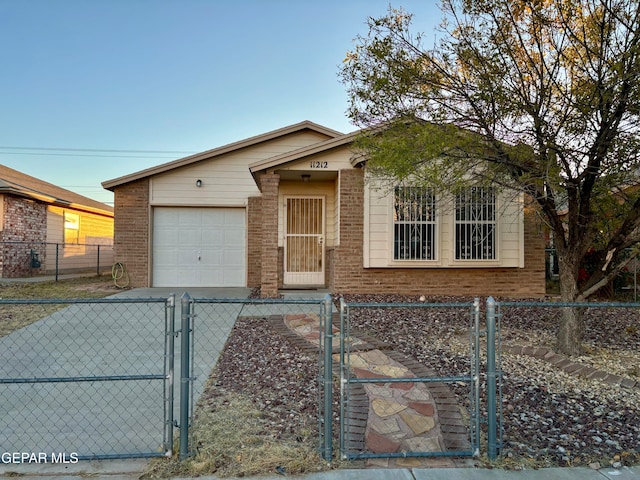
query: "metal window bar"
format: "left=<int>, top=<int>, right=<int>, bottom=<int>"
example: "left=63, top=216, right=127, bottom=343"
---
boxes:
left=394, top=187, right=436, bottom=260
left=339, top=299, right=481, bottom=461
left=455, top=187, right=496, bottom=260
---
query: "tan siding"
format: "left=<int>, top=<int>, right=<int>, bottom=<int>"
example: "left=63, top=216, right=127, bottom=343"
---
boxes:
left=276, top=148, right=354, bottom=172
left=151, top=157, right=259, bottom=206
left=367, top=181, right=391, bottom=267
left=364, top=181, right=524, bottom=268
left=150, top=132, right=330, bottom=206
left=44, top=205, right=114, bottom=273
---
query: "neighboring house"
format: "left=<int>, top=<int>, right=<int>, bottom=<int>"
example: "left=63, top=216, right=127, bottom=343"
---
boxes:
left=102, top=121, right=546, bottom=297
left=0, top=164, right=114, bottom=278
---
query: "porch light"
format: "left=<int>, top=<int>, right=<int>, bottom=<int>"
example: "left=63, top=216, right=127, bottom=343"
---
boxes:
left=301, top=174, right=310, bottom=182
left=196, top=179, right=203, bottom=187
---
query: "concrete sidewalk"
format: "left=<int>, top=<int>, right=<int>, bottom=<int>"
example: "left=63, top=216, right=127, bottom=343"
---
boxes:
left=1, top=459, right=640, bottom=479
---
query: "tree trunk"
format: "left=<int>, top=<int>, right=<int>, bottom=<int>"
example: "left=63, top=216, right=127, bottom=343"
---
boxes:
left=556, top=258, right=585, bottom=356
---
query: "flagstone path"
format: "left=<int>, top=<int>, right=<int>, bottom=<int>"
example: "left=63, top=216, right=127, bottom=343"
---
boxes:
left=270, top=312, right=473, bottom=468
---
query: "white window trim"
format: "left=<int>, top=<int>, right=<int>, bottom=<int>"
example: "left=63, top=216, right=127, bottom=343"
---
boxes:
left=365, top=181, right=523, bottom=269
left=387, top=187, right=441, bottom=266
left=450, top=188, right=502, bottom=266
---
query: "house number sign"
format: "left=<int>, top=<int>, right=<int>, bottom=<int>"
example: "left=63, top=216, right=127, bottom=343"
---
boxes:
left=310, top=161, right=329, bottom=168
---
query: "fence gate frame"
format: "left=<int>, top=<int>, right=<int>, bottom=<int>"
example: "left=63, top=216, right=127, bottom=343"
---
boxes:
left=0, top=295, right=177, bottom=461
left=337, top=297, right=483, bottom=461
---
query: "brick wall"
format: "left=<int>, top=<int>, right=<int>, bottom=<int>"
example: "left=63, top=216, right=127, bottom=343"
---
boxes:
left=259, top=173, right=280, bottom=297
left=0, top=196, right=47, bottom=277
left=332, top=169, right=546, bottom=298
left=113, top=179, right=150, bottom=287
left=247, top=196, right=262, bottom=287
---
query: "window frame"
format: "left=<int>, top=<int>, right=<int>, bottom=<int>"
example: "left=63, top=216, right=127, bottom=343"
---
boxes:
left=453, top=186, right=498, bottom=262
left=63, top=212, right=80, bottom=245
left=391, top=186, right=439, bottom=263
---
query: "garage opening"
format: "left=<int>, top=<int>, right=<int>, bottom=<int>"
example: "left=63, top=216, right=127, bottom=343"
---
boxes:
left=152, top=207, right=246, bottom=287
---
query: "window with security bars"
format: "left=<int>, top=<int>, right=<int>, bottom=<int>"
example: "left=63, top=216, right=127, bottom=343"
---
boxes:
left=393, top=186, right=436, bottom=260
left=455, top=187, right=496, bottom=260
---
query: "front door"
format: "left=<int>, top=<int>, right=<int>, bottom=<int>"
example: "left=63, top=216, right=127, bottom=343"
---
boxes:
left=284, top=196, right=325, bottom=285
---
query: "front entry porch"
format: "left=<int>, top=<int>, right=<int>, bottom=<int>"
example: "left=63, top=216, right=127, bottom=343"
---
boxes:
left=256, top=169, right=339, bottom=297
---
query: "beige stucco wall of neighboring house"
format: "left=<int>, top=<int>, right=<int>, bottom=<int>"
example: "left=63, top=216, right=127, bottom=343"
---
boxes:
left=44, top=205, right=114, bottom=274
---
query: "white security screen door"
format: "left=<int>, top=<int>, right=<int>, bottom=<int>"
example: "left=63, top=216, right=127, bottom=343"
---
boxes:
left=284, top=197, right=325, bottom=285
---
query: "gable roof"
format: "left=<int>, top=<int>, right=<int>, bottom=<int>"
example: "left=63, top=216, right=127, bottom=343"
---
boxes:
left=248, top=130, right=361, bottom=175
left=0, top=164, right=113, bottom=216
left=102, top=120, right=344, bottom=190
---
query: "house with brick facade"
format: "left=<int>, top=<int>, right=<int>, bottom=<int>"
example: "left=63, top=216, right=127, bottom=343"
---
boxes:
left=0, top=164, right=114, bottom=278
left=102, top=121, right=546, bottom=297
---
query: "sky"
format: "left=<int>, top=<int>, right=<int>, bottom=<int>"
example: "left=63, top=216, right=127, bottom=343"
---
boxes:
left=0, top=0, right=441, bottom=205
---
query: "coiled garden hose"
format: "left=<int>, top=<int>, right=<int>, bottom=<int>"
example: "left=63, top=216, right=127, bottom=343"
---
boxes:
left=111, top=262, right=130, bottom=288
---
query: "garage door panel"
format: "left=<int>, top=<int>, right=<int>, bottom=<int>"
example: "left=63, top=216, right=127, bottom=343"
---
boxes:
left=153, top=208, right=246, bottom=287
left=202, top=230, right=224, bottom=244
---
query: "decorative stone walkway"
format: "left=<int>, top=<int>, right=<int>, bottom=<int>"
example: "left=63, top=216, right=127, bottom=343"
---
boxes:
left=503, top=344, right=639, bottom=389
left=268, top=311, right=638, bottom=468
left=273, top=312, right=472, bottom=468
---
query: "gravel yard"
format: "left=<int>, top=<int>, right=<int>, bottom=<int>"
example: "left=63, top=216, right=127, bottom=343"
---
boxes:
left=342, top=294, right=640, bottom=468
left=185, top=293, right=640, bottom=476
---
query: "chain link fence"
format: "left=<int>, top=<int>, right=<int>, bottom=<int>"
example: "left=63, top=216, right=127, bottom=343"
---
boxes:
left=185, top=296, right=333, bottom=460
left=338, top=298, right=484, bottom=462
left=0, top=241, right=114, bottom=279
left=0, top=293, right=334, bottom=462
left=0, top=296, right=172, bottom=460
left=494, top=300, right=640, bottom=463
left=12, top=292, right=636, bottom=467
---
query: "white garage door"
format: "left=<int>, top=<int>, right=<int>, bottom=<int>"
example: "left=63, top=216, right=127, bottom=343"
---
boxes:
left=153, top=207, right=246, bottom=287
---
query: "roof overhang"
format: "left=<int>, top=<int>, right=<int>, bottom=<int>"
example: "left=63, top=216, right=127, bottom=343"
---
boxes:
left=102, top=121, right=344, bottom=191
left=248, top=130, right=361, bottom=185
left=0, top=184, right=113, bottom=217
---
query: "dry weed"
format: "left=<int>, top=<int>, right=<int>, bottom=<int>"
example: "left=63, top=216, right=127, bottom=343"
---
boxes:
left=143, top=389, right=328, bottom=478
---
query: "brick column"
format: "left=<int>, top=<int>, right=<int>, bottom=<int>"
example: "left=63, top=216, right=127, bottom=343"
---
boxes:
left=246, top=196, right=262, bottom=287
left=333, top=169, right=365, bottom=291
left=113, top=179, right=150, bottom=287
left=259, top=173, right=280, bottom=297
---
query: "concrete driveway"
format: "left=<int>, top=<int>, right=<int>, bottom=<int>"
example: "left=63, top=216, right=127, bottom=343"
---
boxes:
left=0, top=288, right=253, bottom=459
left=0, top=287, right=328, bottom=460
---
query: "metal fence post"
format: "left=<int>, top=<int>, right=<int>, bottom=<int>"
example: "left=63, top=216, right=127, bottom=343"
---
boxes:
left=339, top=297, right=347, bottom=459
left=472, top=298, right=481, bottom=456
left=322, top=294, right=333, bottom=461
left=165, top=294, right=176, bottom=457
left=97, top=245, right=101, bottom=276
left=55, top=243, right=59, bottom=281
left=179, top=292, right=192, bottom=460
left=486, top=296, right=498, bottom=460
